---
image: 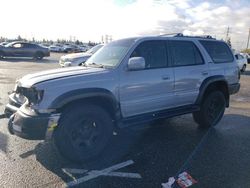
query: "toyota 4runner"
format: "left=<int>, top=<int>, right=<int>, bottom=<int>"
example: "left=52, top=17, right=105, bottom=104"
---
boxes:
left=4, top=34, right=240, bottom=163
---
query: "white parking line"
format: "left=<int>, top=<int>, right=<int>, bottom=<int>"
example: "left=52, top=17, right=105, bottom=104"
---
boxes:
left=65, top=160, right=141, bottom=187
left=104, top=172, right=142, bottom=178
left=63, top=168, right=88, bottom=174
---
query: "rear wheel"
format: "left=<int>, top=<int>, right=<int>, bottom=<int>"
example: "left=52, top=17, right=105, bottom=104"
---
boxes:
left=54, top=104, right=114, bottom=163
left=33, top=52, right=44, bottom=60
left=193, top=91, right=226, bottom=128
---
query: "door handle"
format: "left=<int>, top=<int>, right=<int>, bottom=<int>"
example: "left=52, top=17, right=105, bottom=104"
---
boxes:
left=162, top=75, right=170, bottom=80
left=202, top=71, right=209, bottom=76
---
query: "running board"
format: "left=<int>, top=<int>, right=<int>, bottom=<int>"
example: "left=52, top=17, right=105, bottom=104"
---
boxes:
left=119, top=105, right=200, bottom=128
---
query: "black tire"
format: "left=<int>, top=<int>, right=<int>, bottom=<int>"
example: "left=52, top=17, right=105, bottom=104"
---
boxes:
left=193, top=91, right=226, bottom=128
left=0, top=51, right=4, bottom=59
left=54, top=104, right=114, bottom=163
left=241, top=64, right=246, bottom=72
left=33, top=52, right=44, bottom=60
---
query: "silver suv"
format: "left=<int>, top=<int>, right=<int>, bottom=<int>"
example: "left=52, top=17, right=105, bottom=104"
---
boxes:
left=5, top=34, right=240, bottom=163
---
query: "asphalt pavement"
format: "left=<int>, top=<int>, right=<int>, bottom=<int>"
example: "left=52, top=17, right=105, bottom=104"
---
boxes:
left=0, top=54, right=250, bottom=188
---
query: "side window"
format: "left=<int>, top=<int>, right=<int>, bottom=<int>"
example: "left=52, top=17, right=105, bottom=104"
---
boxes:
left=130, top=40, right=167, bottom=69
left=23, top=43, right=36, bottom=48
left=200, top=40, right=234, bottom=63
left=13, top=43, right=22, bottom=48
left=170, top=41, right=204, bottom=67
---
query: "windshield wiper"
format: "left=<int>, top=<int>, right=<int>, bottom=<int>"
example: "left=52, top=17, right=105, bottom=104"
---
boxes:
left=86, top=62, right=105, bottom=68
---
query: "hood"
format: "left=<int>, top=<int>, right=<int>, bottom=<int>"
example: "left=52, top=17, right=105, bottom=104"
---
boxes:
left=61, top=52, right=91, bottom=60
left=17, top=66, right=106, bottom=88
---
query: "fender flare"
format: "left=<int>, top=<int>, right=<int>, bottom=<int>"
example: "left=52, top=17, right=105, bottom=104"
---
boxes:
left=195, top=75, right=229, bottom=106
left=49, top=88, right=119, bottom=111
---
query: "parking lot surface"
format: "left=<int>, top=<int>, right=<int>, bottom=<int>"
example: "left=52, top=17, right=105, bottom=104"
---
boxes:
left=0, top=54, right=250, bottom=188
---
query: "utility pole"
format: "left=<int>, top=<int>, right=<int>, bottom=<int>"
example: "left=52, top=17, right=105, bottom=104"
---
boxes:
left=226, top=26, right=230, bottom=40
left=246, top=28, right=250, bottom=50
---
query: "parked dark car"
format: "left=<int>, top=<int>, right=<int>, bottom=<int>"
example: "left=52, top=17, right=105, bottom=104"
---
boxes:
left=63, top=44, right=81, bottom=53
left=0, top=41, right=50, bottom=60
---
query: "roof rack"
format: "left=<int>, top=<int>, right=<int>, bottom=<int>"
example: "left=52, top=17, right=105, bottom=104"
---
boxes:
left=158, top=33, right=183, bottom=37
left=159, top=33, right=215, bottom=39
left=176, top=35, right=215, bottom=39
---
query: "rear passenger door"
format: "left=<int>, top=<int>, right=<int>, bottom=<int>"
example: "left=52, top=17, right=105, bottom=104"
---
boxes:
left=22, top=43, right=36, bottom=57
left=169, top=40, right=209, bottom=106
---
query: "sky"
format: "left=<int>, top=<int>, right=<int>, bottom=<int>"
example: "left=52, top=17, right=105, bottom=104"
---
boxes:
left=0, top=0, right=249, bottom=50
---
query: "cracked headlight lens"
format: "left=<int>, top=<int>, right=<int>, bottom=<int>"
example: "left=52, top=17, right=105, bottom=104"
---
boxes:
left=17, top=87, right=44, bottom=105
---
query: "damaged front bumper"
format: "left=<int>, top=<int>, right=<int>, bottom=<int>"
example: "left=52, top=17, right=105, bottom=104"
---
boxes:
left=8, top=108, right=60, bottom=140
left=5, top=93, right=60, bottom=140
left=4, top=93, right=23, bottom=117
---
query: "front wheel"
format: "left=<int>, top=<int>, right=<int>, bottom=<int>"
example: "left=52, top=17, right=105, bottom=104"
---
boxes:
left=0, top=51, right=4, bottom=59
left=54, top=104, right=114, bottom=163
left=193, top=91, right=226, bottom=128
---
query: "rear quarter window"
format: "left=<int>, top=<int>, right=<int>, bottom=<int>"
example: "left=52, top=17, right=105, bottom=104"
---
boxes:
left=199, top=40, right=234, bottom=63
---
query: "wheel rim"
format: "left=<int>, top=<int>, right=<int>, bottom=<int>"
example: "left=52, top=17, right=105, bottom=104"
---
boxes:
left=207, top=96, right=224, bottom=125
left=34, top=53, right=42, bottom=60
left=69, top=118, right=102, bottom=152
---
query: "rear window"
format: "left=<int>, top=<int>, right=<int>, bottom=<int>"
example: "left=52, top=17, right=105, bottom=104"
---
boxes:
left=170, top=40, right=204, bottom=67
left=200, top=40, right=234, bottom=63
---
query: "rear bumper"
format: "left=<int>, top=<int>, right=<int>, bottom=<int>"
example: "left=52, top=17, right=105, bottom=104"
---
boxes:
left=229, top=83, right=240, bottom=95
left=45, top=51, right=50, bottom=57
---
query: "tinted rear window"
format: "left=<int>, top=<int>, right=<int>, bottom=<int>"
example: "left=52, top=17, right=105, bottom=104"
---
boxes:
left=170, top=40, right=204, bottom=67
left=200, top=40, right=234, bottom=63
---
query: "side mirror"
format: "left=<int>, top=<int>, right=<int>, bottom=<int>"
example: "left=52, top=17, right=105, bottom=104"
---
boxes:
left=128, top=57, right=145, bottom=71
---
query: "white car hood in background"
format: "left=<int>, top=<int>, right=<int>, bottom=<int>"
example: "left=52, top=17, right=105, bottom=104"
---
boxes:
left=61, top=52, right=91, bottom=60
left=17, top=67, right=106, bottom=88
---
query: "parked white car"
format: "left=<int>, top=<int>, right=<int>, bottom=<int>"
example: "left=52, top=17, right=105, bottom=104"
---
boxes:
left=78, top=45, right=88, bottom=52
left=241, top=53, right=250, bottom=64
left=49, top=45, right=64, bottom=52
left=235, top=53, right=247, bottom=72
left=59, top=44, right=104, bottom=67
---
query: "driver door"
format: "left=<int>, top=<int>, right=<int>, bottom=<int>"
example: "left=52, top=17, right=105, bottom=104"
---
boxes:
left=10, top=43, right=24, bottom=57
left=119, top=40, right=175, bottom=117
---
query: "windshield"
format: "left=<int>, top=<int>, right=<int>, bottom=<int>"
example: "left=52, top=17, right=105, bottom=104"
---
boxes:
left=85, top=39, right=136, bottom=68
left=86, top=44, right=104, bottom=54
left=5, top=42, right=15, bottom=47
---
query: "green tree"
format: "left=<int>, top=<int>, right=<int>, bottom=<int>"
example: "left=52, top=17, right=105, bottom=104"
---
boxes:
left=17, top=35, right=22, bottom=41
left=75, top=40, right=80, bottom=45
left=241, top=49, right=250, bottom=54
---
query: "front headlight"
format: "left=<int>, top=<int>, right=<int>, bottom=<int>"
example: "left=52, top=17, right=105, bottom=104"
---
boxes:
left=64, top=61, right=72, bottom=66
left=15, top=93, right=27, bottom=104
left=17, top=87, right=44, bottom=105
